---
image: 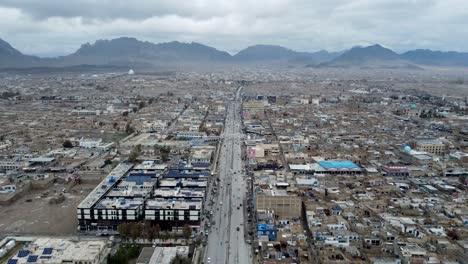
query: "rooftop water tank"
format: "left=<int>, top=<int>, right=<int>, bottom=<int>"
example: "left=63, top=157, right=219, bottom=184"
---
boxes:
left=404, top=145, right=411, bottom=153
left=5, top=240, right=16, bottom=250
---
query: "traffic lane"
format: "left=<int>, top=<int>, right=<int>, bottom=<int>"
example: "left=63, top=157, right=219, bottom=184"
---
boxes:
left=206, top=140, right=231, bottom=263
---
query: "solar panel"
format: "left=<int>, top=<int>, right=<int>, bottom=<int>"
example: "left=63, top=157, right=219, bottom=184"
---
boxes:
left=27, top=255, right=38, bottom=263
left=17, top=250, right=30, bottom=258
left=7, top=259, right=18, bottom=264
left=42, top=248, right=53, bottom=255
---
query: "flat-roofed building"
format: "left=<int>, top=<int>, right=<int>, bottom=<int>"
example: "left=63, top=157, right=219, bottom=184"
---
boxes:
left=145, top=198, right=202, bottom=224
left=416, top=138, right=447, bottom=155
left=255, top=189, right=301, bottom=219
left=6, top=237, right=109, bottom=264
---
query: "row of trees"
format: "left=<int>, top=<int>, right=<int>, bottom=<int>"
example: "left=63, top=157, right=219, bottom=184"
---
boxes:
left=118, top=222, right=192, bottom=243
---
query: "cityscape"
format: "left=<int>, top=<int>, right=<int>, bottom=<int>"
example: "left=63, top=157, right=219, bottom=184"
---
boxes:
left=1, top=1, right=468, bottom=264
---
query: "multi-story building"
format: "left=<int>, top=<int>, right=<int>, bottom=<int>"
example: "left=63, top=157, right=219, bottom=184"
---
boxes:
left=77, top=161, right=206, bottom=233
left=415, top=138, right=447, bottom=155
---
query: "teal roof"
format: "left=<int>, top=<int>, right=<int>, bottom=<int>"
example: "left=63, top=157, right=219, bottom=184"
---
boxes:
left=318, top=160, right=360, bottom=170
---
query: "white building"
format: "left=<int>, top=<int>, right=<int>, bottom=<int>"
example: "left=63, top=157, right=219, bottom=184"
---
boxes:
left=6, top=237, right=109, bottom=264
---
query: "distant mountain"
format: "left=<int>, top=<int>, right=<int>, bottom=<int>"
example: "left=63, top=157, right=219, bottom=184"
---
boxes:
left=0, top=38, right=43, bottom=68
left=233, top=44, right=340, bottom=65
left=59, top=37, right=232, bottom=67
left=401, top=49, right=468, bottom=67
left=1, top=37, right=468, bottom=70
left=320, top=44, right=419, bottom=69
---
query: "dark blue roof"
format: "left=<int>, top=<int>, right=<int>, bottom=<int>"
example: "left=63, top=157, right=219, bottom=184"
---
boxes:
left=166, top=170, right=210, bottom=178
left=191, top=162, right=211, bottom=168
left=332, top=205, right=342, bottom=211
left=27, top=255, right=38, bottom=263
left=126, top=175, right=157, bottom=184
left=7, top=259, right=18, bottom=264
left=17, top=250, right=29, bottom=258
left=42, top=248, right=53, bottom=255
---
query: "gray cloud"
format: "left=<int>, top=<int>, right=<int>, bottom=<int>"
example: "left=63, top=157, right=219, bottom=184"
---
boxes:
left=0, top=0, right=467, bottom=56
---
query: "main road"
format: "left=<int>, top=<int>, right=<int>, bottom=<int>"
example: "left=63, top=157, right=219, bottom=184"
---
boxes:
left=203, top=87, right=251, bottom=264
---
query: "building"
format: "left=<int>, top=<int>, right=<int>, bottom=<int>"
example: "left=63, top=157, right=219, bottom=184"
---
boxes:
left=145, top=198, right=202, bottom=228
left=0, top=161, right=20, bottom=172
left=136, top=246, right=189, bottom=264
left=308, top=160, right=362, bottom=175
left=78, top=138, right=114, bottom=151
left=78, top=162, right=206, bottom=233
left=5, top=237, right=109, bottom=264
left=77, top=163, right=136, bottom=232
left=383, top=166, right=409, bottom=177
left=255, top=189, right=301, bottom=218
left=189, top=147, right=214, bottom=163
left=415, top=138, right=447, bottom=155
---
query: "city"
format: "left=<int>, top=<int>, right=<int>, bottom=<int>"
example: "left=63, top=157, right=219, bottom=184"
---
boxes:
left=1, top=1, right=468, bottom=264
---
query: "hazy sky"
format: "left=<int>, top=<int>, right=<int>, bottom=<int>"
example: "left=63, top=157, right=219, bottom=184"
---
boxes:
left=0, top=0, right=467, bottom=56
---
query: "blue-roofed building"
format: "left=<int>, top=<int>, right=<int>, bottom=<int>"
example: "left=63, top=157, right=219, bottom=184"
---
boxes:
left=166, top=169, right=210, bottom=179
left=42, top=248, right=53, bottom=255
left=7, top=259, right=18, bottom=264
left=17, top=250, right=30, bottom=258
left=27, top=255, right=38, bottom=263
left=314, top=160, right=362, bottom=175
left=77, top=159, right=208, bottom=233
left=257, top=223, right=277, bottom=241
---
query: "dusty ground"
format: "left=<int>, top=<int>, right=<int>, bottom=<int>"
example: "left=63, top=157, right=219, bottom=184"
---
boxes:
left=0, top=183, right=95, bottom=236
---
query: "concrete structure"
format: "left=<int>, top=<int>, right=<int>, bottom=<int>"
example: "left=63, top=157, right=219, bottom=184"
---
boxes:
left=5, top=238, right=109, bottom=264
left=255, top=190, right=301, bottom=218
left=416, top=138, right=447, bottom=155
left=136, top=246, right=189, bottom=264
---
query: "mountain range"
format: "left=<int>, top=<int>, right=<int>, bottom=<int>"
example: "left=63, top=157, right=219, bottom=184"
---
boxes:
left=1, top=37, right=467, bottom=70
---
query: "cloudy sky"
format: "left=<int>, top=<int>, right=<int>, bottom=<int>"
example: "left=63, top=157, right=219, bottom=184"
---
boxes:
left=0, top=0, right=467, bottom=56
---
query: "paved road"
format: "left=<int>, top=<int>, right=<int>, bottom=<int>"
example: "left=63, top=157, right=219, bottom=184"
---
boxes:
left=204, top=87, right=251, bottom=264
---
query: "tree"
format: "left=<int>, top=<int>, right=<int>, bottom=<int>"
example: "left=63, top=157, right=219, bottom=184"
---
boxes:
left=63, top=140, right=74, bottom=148
left=128, top=147, right=140, bottom=163
left=138, top=101, right=146, bottom=109
left=182, top=224, right=192, bottom=241
left=145, top=224, right=158, bottom=244
left=129, top=222, right=142, bottom=243
left=125, top=123, right=135, bottom=135
left=170, top=255, right=192, bottom=264
left=153, top=224, right=161, bottom=238
left=118, top=223, right=130, bottom=243
left=447, top=230, right=460, bottom=240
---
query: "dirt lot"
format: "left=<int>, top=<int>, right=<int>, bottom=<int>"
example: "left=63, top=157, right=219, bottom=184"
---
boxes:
left=0, top=182, right=95, bottom=236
